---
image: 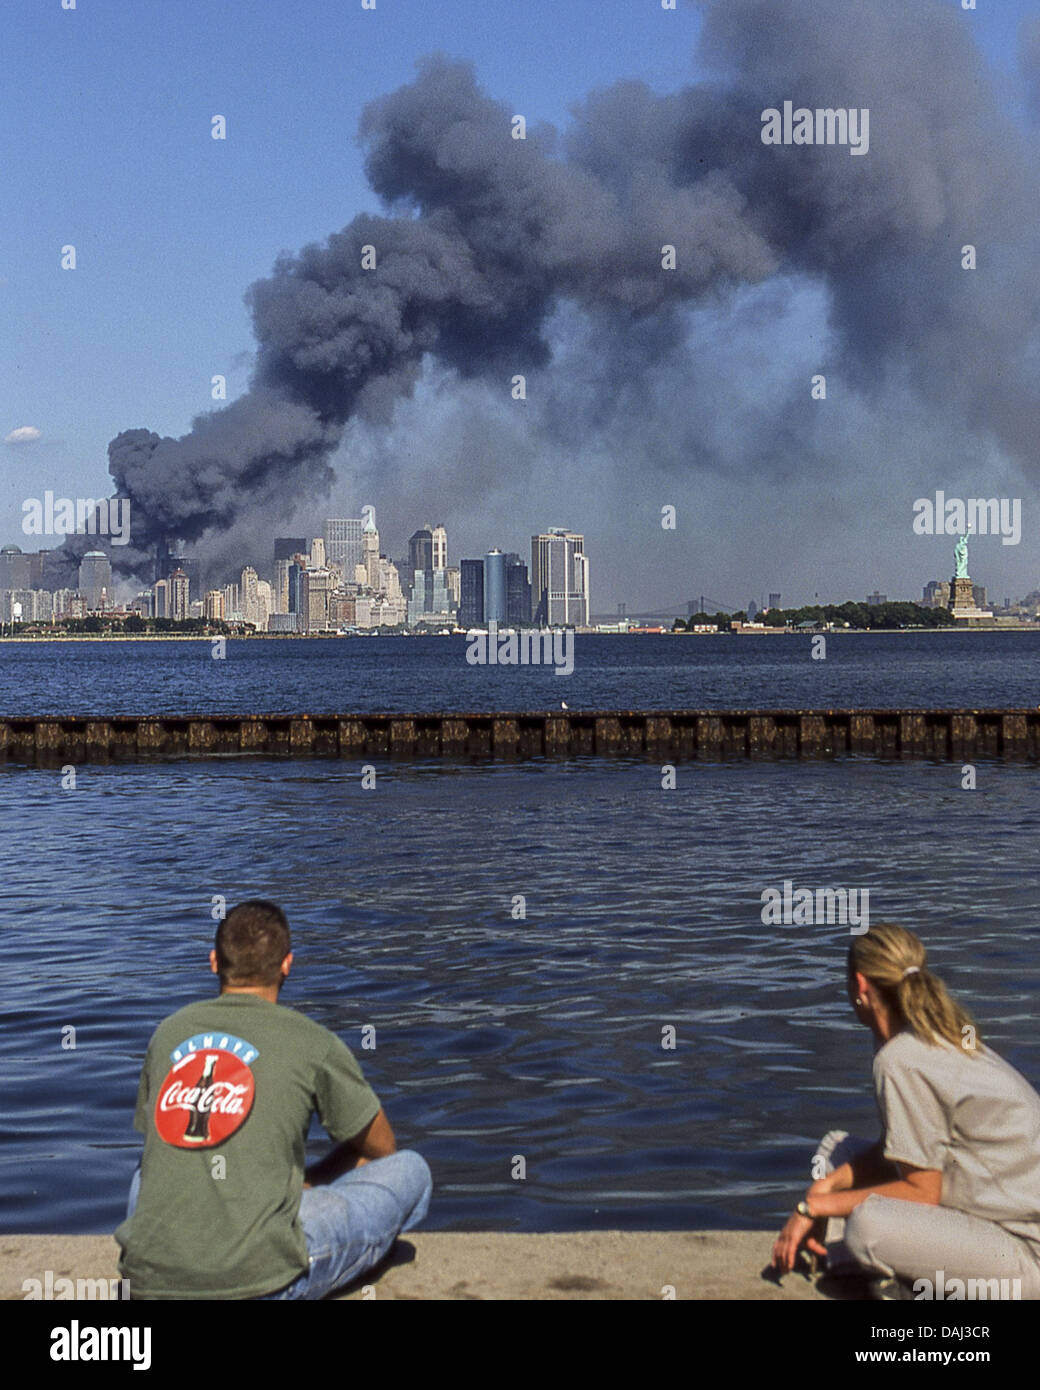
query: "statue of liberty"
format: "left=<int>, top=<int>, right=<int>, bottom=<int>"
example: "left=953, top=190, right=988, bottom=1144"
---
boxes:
left=954, top=532, right=969, bottom=579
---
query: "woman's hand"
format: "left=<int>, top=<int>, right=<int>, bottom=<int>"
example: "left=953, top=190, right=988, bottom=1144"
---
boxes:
left=771, top=1209, right=828, bottom=1275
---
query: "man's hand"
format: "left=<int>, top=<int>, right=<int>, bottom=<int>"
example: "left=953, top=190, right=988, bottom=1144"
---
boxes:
left=304, top=1109, right=396, bottom=1187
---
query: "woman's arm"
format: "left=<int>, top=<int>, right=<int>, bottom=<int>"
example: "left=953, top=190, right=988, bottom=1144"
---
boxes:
left=809, top=1139, right=898, bottom=1197
left=808, top=1161, right=941, bottom=1217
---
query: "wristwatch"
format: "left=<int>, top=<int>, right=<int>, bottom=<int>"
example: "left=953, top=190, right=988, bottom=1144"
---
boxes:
left=796, top=1199, right=815, bottom=1219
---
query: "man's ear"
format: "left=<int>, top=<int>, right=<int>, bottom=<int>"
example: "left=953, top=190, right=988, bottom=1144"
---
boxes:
left=209, top=949, right=219, bottom=975
left=281, top=952, right=293, bottom=977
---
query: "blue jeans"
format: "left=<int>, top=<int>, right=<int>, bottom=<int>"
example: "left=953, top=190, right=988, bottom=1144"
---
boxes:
left=126, top=1150, right=432, bottom=1300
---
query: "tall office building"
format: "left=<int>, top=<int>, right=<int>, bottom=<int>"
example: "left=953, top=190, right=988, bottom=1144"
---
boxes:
left=204, top=590, right=226, bottom=620
left=444, top=565, right=460, bottom=607
left=153, top=543, right=199, bottom=603
left=530, top=529, right=590, bottom=627
left=29, top=550, right=62, bottom=592
left=273, top=558, right=291, bottom=615
left=288, top=563, right=305, bottom=617
left=459, top=559, right=484, bottom=626
left=0, top=545, right=33, bottom=592
left=240, top=567, right=260, bottom=627
left=768, top=593, right=782, bottom=610
left=504, top=554, right=532, bottom=625
left=302, top=568, right=335, bottom=631
left=431, top=524, right=447, bottom=571
left=408, top=527, right=434, bottom=574
left=274, top=537, right=308, bottom=564
left=79, top=551, right=113, bottom=610
left=363, top=512, right=381, bottom=588
left=309, top=538, right=326, bottom=569
left=484, top=549, right=507, bottom=624
left=169, top=569, right=190, bottom=621
left=324, top=518, right=365, bottom=579
left=153, top=578, right=170, bottom=618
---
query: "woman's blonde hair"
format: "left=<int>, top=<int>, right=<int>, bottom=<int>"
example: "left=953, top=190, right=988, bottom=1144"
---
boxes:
left=848, top=922, right=979, bottom=1052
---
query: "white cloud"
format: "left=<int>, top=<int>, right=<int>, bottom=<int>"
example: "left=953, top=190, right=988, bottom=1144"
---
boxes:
left=4, top=425, right=42, bottom=445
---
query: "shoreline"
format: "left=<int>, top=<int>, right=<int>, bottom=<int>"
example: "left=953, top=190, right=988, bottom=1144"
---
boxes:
left=0, top=625, right=1036, bottom=644
left=0, top=1231, right=833, bottom=1301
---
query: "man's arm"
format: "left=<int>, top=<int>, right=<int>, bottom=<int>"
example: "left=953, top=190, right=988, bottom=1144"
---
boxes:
left=304, top=1107, right=397, bottom=1187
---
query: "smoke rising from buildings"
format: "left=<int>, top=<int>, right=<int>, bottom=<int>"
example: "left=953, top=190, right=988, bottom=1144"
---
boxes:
left=63, top=0, right=1039, bottom=594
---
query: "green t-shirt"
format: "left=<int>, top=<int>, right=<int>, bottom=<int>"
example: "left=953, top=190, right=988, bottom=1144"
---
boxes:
left=114, top=993, right=381, bottom=1299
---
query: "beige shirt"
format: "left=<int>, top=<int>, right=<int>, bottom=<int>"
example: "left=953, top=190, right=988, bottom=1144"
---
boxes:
left=874, top=1030, right=1040, bottom=1250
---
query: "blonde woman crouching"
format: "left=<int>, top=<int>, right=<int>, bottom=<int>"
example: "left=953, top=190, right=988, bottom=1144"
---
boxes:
left=772, top=923, right=1040, bottom=1299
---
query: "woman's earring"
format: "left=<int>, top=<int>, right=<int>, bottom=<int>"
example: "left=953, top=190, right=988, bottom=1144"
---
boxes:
left=854, top=995, right=864, bottom=1006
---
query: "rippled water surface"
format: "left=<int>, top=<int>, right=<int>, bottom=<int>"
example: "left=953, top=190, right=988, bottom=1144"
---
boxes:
left=0, top=629, right=1038, bottom=715
left=3, top=750, right=1039, bottom=1235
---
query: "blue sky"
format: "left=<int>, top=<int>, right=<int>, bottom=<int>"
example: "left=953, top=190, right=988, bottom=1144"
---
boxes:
left=2, top=0, right=1037, bottom=610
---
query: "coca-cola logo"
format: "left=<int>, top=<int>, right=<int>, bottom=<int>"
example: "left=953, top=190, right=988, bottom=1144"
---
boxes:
left=155, top=1048, right=255, bottom=1148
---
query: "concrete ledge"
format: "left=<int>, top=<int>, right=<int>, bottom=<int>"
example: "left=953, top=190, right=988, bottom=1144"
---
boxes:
left=2, top=708, right=1039, bottom=763
left=1, top=1232, right=851, bottom=1300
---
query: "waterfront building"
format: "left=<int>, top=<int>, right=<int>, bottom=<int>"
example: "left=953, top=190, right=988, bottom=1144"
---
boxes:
left=459, top=559, right=484, bottom=627
left=153, top=578, right=171, bottom=619
left=302, top=567, right=335, bottom=631
left=504, top=554, right=532, bottom=625
left=0, top=545, right=32, bottom=592
left=204, top=590, right=226, bottom=620
left=323, top=518, right=364, bottom=578
left=240, top=567, right=260, bottom=627
left=484, top=549, right=507, bottom=624
left=273, top=537, right=308, bottom=563
left=273, top=558, right=291, bottom=615
left=409, top=527, right=434, bottom=574
left=78, top=551, right=112, bottom=610
left=530, top=529, right=590, bottom=627
left=169, top=569, right=190, bottom=621
left=431, top=524, right=448, bottom=571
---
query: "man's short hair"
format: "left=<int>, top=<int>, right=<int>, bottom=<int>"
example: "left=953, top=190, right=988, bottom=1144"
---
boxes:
left=215, top=901, right=291, bottom=986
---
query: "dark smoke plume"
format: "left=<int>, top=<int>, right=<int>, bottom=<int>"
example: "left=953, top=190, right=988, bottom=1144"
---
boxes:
left=64, top=0, right=1039, bottom=585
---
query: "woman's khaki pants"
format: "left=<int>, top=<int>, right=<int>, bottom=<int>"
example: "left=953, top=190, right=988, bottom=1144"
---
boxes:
left=815, top=1130, right=1040, bottom=1300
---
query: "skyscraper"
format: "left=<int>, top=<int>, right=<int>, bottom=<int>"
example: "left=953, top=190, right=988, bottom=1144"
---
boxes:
left=459, top=559, right=484, bottom=626
left=274, top=538, right=308, bottom=563
left=409, top=527, right=434, bottom=574
left=240, top=567, right=260, bottom=627
left=323, top=518, right=364, bottom=578
left=504, top=554, right=532, bottom=625
left=530, top=530, right=590, bottom=627
left=78, top=551, right=113, bottom=611
left=0, top=545, right=32, bottom=592
left=363, top=512, right=380, bottom=588
left=431, top=524, right=447, bottom=571
left=484, top=549, right=507, bottom=624
left=169, top=569, right=190, bottom=621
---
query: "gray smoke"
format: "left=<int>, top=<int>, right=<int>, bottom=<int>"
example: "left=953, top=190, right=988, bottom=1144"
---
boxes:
left=67, top=0, right=1038, bottom=587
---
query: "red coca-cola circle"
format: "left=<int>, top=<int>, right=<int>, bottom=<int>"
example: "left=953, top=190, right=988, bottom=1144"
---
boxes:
left=155, top=1049, right=255, bottom=1149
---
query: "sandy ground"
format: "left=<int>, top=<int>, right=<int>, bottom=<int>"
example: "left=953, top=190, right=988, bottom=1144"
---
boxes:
left=2, top=1231, right=869, bottom=1300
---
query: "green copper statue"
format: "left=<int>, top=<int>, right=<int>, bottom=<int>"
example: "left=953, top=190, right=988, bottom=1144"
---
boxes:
left=954, top=532, right=969, bottom=579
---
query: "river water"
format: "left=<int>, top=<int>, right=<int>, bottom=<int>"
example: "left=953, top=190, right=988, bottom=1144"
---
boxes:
left=1, top=633, right=1038, bottom=1234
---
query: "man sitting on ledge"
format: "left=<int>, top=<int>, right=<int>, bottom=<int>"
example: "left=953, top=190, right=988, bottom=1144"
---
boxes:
left=115, top=899, right=432, bottom=1299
